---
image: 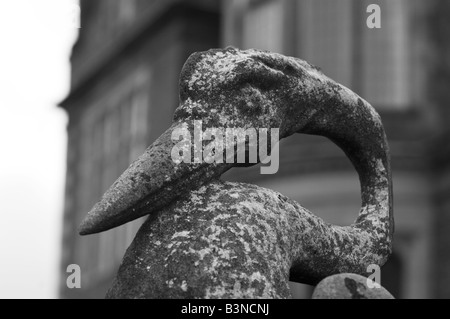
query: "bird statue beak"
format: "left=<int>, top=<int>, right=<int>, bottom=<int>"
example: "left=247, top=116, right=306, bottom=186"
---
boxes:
left=78, top=121, right=231, bottom=235
left=79, top=46, right=393, bottom=241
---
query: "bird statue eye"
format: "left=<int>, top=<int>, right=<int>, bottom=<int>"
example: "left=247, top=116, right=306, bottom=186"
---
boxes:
left=237, top=84, right=266, bottom=116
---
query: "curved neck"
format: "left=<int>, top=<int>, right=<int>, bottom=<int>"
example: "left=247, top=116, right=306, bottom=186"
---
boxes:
left=296, top=84, right=393, bottom=243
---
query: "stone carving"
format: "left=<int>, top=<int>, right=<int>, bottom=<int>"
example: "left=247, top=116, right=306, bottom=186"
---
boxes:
left=79, top=47, right=394, bottom=299
left=312, top=273, right=394, bottom=299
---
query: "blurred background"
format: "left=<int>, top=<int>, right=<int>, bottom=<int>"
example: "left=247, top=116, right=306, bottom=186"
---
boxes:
left=1, top=0, right=449, bottom=299
left=0, top=0, right=77, bottom=298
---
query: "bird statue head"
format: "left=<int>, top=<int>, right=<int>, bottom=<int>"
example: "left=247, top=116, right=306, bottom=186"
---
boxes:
left=79, top=47, right=393, bottom=250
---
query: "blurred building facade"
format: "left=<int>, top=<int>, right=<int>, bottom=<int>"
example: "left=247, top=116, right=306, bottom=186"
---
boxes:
left=59, top=0, right=449, bottom=298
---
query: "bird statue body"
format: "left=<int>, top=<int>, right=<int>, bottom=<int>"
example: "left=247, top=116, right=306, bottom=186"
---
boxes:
left=79, top=47, right=393, bottom=299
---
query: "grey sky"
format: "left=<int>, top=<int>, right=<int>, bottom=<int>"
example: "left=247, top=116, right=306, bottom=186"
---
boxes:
left=0, top=0, right=78, bottom=298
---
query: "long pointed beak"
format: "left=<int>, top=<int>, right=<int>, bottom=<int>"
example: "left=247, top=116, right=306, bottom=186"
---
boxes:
left=78, top=122, right=230, bottom=235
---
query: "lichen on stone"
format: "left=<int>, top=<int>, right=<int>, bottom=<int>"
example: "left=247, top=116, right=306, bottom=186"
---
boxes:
left=89, top=47, right=394, bottom=299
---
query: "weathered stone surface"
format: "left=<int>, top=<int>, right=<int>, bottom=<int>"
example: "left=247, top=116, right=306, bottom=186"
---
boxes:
left=78, top=124, right=232, bottom=235
left=312, top=273, right=394, bottom=299
left=107, top=182, right=391, bottom=299
left=78, top=47, right=393, bottom=298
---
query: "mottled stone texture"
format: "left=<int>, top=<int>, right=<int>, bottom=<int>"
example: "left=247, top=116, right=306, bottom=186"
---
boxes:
left=79, top=47, right=393, bottom=298
left=312, top=274, right=394, bottom=299
left=107, top=181, right=391, bottom=298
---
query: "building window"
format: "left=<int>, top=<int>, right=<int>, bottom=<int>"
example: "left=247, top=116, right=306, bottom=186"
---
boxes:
left=360, top=0, right=410, bottom=109
left=297, top=0, right=412, bottom=109
left=97, top=0, right=138, bottom=38
left=77, top=68, right=151, bottom=284
left=118, top=0, right=137, bottom=26
left=242, top=0, right=285, bottom=53
left=296, top=0, right=354, bottom=89
left=223, top=0, right=415, bottom=110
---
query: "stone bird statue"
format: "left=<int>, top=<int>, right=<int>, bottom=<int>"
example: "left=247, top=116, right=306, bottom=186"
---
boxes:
left=79, top=47, right=393, bottom=298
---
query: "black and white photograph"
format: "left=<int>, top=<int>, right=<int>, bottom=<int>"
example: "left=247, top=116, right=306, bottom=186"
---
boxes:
left=1, top=0, right=449, bottom=304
